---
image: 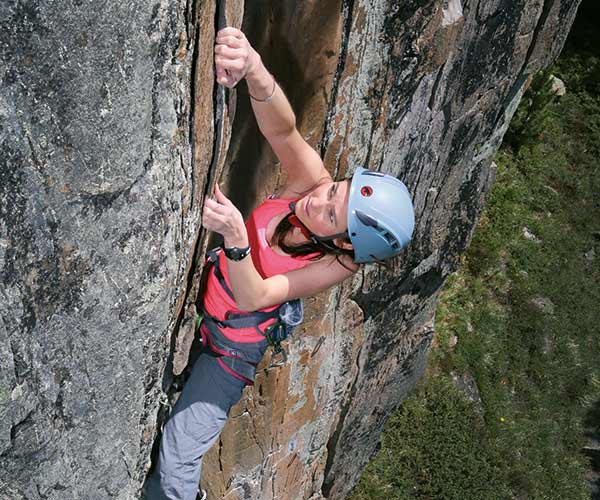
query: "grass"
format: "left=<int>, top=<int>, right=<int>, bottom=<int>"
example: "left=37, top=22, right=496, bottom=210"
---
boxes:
left=349, top=6, right=600, bottom=498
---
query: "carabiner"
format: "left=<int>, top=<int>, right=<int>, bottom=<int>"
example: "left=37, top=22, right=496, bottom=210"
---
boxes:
left=269, top=346, right=287, bottom=368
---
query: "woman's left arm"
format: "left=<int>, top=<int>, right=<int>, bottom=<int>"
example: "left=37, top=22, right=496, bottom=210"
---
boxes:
left=254, top=256, right=358, bottom=310
left=225, top=248, right=356, bottom=311
left=202, top=185, right=357, bottom=311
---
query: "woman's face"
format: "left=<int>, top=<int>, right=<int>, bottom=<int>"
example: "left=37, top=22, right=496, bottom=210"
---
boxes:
left=296, top=179, right=351, bottom=239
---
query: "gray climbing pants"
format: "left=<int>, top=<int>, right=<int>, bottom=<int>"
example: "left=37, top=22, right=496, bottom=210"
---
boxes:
left=146, top=352, right=246, bottom=500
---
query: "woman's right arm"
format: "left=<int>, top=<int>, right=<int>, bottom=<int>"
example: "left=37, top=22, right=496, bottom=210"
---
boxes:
left=215, top=28, right=330, bottom=193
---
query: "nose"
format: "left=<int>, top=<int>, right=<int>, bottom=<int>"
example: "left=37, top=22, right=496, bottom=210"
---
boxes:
left=310, top=191, right=329, bottom=214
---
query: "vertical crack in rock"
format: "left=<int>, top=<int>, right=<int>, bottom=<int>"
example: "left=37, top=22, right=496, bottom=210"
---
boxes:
left=187, top=0, right=200, bottom=209
left=320, top=286, right=361, bottom=497
left=170, top=0, right=227, bottom=375
left=249, top=407, right=266, bottom=461
left=168, top=3, right=204, bottom=381
left=204, top=0, right=228, bottom=199
left=218, top=436, right=224, bottom=472
left=179, top=154, right=188, bottom=262
left=520, top=0, right=555, bottom=75
left=184, top=0, right=197, bottom=52
left=143, top=0, right=227, bottom=486
left=122, top=448, right=133, bottom=480
left=318, top=0, right=355, bottom=163
left=271, top=460, right=277, bottom=500
left=364, top=62, right=390, bottom=171
left=427, top=62, right=446, bottom=112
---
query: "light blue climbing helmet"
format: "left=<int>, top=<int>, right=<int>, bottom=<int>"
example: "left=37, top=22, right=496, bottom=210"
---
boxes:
left=289, top=167, right=415, bottom=263
left=346, top=167, right=415, bottom=263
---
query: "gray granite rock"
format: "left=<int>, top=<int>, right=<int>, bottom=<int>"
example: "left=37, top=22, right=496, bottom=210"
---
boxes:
left=0, top=0, right=582, bottom=499
left=0, top=0, right=192, bottom=497
left=550, top=74, right=567, bottom=96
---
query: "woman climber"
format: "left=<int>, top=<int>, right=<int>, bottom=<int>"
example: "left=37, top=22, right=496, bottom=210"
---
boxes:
left=146, top=27, right=415, bottom=500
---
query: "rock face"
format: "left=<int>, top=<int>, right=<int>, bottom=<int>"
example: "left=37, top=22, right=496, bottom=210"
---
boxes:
left=0, top=0, right=580, bottom=499
left=0, top=0, right=198, bottom=497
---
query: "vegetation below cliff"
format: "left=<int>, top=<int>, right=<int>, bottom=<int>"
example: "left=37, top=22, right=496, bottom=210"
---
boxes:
left=349, top=3, right=600, bottom=499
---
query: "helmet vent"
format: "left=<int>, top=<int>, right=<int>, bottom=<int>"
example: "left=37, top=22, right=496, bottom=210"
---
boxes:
left=381, top=230, right=399, bottom=247
left=355, top=210, right=378, bottom=228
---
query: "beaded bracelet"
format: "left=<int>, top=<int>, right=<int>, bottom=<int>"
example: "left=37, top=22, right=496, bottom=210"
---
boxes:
left=248, top=75, right=277, bottom=102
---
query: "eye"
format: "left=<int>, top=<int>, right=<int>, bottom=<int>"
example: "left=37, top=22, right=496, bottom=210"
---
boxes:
left=328, top=184, right=336, bottom=223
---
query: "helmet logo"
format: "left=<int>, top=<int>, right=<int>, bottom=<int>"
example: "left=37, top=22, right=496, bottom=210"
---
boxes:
left=360, top=185, right=373, bottom=197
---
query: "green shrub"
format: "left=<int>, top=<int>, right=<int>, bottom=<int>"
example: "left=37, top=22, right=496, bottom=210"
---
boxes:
left=349, top=376, right=507, bottom=500
left=504, top=69, right=559, bottom=150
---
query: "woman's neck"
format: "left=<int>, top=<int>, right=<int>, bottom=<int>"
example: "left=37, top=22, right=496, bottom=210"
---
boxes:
left=267, top=212, right=310, bottom=250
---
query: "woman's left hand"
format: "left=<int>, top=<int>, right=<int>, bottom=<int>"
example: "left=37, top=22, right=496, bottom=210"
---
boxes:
left=202, top=184, right=248, bottom=246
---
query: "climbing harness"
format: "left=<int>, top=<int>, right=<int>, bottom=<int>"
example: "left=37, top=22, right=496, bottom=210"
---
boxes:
left=196, top=248, right=303, bottom=383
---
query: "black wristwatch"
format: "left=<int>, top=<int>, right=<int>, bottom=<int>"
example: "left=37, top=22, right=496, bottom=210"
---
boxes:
left=223, top=244, right=251, bottom=261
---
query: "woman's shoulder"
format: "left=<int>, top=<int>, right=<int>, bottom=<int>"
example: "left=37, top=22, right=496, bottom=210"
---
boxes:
left=251, top=193, right=297, bottom=221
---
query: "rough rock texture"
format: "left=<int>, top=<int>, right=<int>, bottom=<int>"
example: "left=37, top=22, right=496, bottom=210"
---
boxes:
left=203, top=1, right=581, bottom=499
left=0, top=0, right=580, bottom=499
left=0, top=0, right=197, bottom=497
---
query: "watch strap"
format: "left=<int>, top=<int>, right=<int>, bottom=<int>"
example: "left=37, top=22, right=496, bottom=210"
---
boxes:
left=223, top=245, right=251, bottom=261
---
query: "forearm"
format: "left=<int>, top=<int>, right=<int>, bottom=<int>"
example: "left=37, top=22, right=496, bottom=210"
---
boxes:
left=223, top=232, right=268, bottom=312
left=246, top=54, right=296, bottom=139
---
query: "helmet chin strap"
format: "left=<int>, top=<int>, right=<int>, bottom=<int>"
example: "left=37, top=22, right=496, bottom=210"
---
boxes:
left=288, top=202, right=348, bottom=250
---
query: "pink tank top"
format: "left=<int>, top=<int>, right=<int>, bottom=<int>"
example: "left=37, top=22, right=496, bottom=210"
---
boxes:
left=201, top=196, right=315, bottom=343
